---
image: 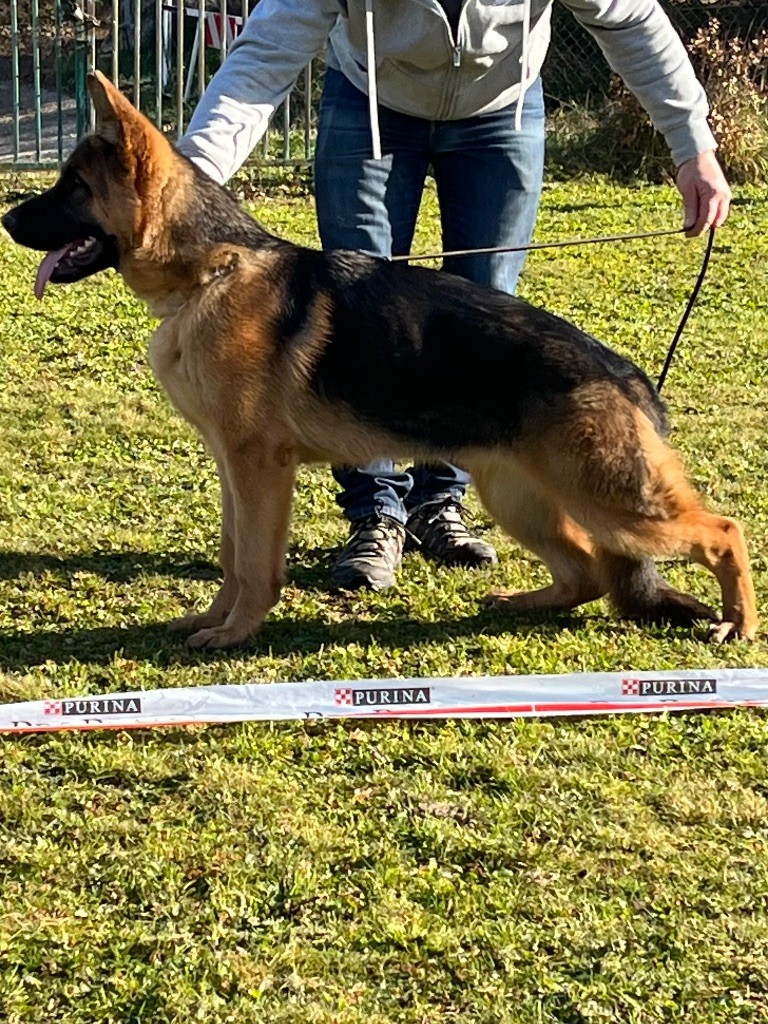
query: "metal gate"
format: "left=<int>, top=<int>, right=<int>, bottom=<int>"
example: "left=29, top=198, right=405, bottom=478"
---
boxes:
left=0, top=0, right=315, bottom=169
left=3, top=1, right=766, bottom=171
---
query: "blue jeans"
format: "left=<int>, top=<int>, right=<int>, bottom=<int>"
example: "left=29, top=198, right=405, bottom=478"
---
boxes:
left=315, top=68, right=545, bottom=525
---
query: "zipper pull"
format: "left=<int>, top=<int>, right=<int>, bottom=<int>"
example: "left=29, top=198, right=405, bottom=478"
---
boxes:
left=453, top=45, right=461, bottom=68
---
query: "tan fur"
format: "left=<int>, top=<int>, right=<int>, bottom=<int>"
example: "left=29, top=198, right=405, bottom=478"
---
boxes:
left=64, top=72, right=757, bottom=649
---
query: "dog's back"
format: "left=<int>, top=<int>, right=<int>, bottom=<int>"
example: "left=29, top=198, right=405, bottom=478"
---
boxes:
left=257, top=244, right=668, bottom=453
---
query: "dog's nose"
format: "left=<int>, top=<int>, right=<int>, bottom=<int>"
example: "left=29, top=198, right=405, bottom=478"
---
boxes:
left=1, top=209, right=19, bottom=236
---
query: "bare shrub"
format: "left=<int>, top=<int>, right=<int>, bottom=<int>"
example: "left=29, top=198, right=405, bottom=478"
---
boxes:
left=604, top=17, right=768, bottom=184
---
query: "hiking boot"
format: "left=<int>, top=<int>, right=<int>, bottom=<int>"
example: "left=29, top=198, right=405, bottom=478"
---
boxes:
left=331, top=514, right=406, bottom=591
left=406, top=500, right=498, bottom=567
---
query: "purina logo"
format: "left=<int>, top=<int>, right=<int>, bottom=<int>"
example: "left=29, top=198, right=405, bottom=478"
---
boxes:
left=43, top=698, right=143, bottom=717
left=335, top=686, right=432, bottom=707
left=621, top=677, right=717, bottom=697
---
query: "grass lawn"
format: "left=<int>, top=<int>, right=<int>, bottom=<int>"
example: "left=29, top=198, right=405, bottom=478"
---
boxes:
left=1, top=169, right=768, bottom=1023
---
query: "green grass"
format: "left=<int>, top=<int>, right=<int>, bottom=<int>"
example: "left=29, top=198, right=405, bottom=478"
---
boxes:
left=1, top=172, right=768, bottom=1023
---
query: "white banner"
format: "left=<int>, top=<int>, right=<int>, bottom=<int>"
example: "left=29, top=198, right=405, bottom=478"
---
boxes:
left=1, top=668, right=768, bottom=734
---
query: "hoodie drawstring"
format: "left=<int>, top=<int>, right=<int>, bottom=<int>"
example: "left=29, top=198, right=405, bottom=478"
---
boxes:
left=515, top=0, right=532, bottom=131
left=365, top=0, right=383, bottom=159
left=365, top=0, right=531, bottom=158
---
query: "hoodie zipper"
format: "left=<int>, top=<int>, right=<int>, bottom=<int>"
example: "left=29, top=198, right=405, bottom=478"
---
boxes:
left=411, top=1, right=464, bottom=64
left=433, top=1, right=466, bottom=117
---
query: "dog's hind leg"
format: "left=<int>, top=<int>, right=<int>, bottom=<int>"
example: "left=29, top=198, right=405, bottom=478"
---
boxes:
left=593, top=513, right=757, bottom=643
left=522, top=394, right=758, bottom=641
left=599, top=426, right=756, bottom=641
left=469, top=460, right=605, bottom=613
left=185, top=439, right=297, bottom=650
left=684, top=515, right=757, bottom=643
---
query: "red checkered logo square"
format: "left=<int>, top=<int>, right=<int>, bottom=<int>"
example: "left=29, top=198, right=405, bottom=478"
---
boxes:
left=335, top=688, right=353, bottom=706
left=44, top=701, right=62, bottom=716
left=621, top=679, right=640, bottom=696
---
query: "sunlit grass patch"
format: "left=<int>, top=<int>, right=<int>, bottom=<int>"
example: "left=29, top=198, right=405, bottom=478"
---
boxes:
left=1, top=173, right=767, bottom=1023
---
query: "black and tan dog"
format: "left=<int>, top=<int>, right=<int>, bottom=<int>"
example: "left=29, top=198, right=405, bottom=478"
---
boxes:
left=1, top=72, right=758, bottom=649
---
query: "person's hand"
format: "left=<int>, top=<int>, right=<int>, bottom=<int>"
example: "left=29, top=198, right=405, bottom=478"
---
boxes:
left=676, top=151, right=732, bottom=236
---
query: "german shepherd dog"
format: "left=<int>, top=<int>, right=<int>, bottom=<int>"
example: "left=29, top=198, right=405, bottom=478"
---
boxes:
left=2, top=72, right=758, bottom=649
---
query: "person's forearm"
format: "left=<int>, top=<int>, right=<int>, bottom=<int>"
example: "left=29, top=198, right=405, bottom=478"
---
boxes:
left=178, top=0, right=338, bottom=183
left=562, top=0, right=716, bottom=166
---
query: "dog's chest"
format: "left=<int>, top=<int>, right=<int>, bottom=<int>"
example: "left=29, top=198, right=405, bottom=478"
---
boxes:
left=148, top=319, right=213, bottom=434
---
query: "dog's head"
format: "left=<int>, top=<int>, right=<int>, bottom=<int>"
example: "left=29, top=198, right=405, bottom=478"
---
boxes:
left=2, top=71, right=176, bottom=298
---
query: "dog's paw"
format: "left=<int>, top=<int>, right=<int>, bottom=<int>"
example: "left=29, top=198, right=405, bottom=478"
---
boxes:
left=168, top=610, right=229, bottom=632
left=483, top=589, right=525, bottom=609
left=706, top=620, right=755, bottom=644
left=185, top=625, right=254, bottom=651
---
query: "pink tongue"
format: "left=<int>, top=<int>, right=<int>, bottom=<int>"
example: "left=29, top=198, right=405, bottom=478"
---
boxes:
left=34, top=244, right=75, bottom=300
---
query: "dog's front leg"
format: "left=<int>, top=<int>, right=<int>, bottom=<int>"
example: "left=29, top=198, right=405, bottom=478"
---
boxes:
left=169, top=454, right=239, bottom=634
left=185, top=440, right=296, bottom=650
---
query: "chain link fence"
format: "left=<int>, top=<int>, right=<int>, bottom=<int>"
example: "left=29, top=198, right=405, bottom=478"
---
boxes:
left=546, top=0, right=767, bottom=107
left=1, top=0, right=767, bottom=169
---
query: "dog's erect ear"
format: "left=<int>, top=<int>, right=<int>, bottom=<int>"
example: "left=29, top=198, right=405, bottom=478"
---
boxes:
left=87, top=70, right=135, bottom=144
left=86, top=68, right=173, bottom=195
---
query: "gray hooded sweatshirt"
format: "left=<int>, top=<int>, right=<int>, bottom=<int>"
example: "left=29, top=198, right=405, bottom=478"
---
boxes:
left=178, top=0, right=716, bottom=185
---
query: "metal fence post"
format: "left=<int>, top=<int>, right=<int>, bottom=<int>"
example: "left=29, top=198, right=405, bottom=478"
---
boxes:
left=9, top=0, right=21, bottom=163
left=73, top=1, right=89, bottom=140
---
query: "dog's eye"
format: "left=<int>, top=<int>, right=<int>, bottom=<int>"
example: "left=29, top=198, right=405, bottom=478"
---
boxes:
left=70, top=171, right=89, bottom=191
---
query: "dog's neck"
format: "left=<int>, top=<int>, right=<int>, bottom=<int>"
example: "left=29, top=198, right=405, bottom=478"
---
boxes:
left=120, top=247, right=236, bottom=318
left=121, top=155, right=283, bottom=317
left=170, top=153, right=281, bottom=251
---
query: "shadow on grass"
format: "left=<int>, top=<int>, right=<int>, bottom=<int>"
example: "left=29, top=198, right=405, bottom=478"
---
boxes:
left=0, top=549, right=220, bottom=583
left=0, top=546, right=341, bottom=587
left=0, top=606, right=684, bottom=674
left=0, top=547, right=609, bottom=670
left=0, top=548, right=702, bottom=673
left=1, top=611, right=605, bottom=671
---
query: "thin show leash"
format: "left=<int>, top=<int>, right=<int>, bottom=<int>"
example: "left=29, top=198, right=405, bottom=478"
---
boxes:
left=388, top=224, right=717, bottom=393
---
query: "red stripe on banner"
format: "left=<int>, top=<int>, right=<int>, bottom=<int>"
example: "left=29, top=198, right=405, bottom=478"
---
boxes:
left=364, top=703, right=536, bottom=716
left=537, top=700, right=723, bottom=713
left=356, top=699, right=745, bottom=717
left=3, top=699, right=768, bottom=735
left=534, top=699, right=767, bottom=713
